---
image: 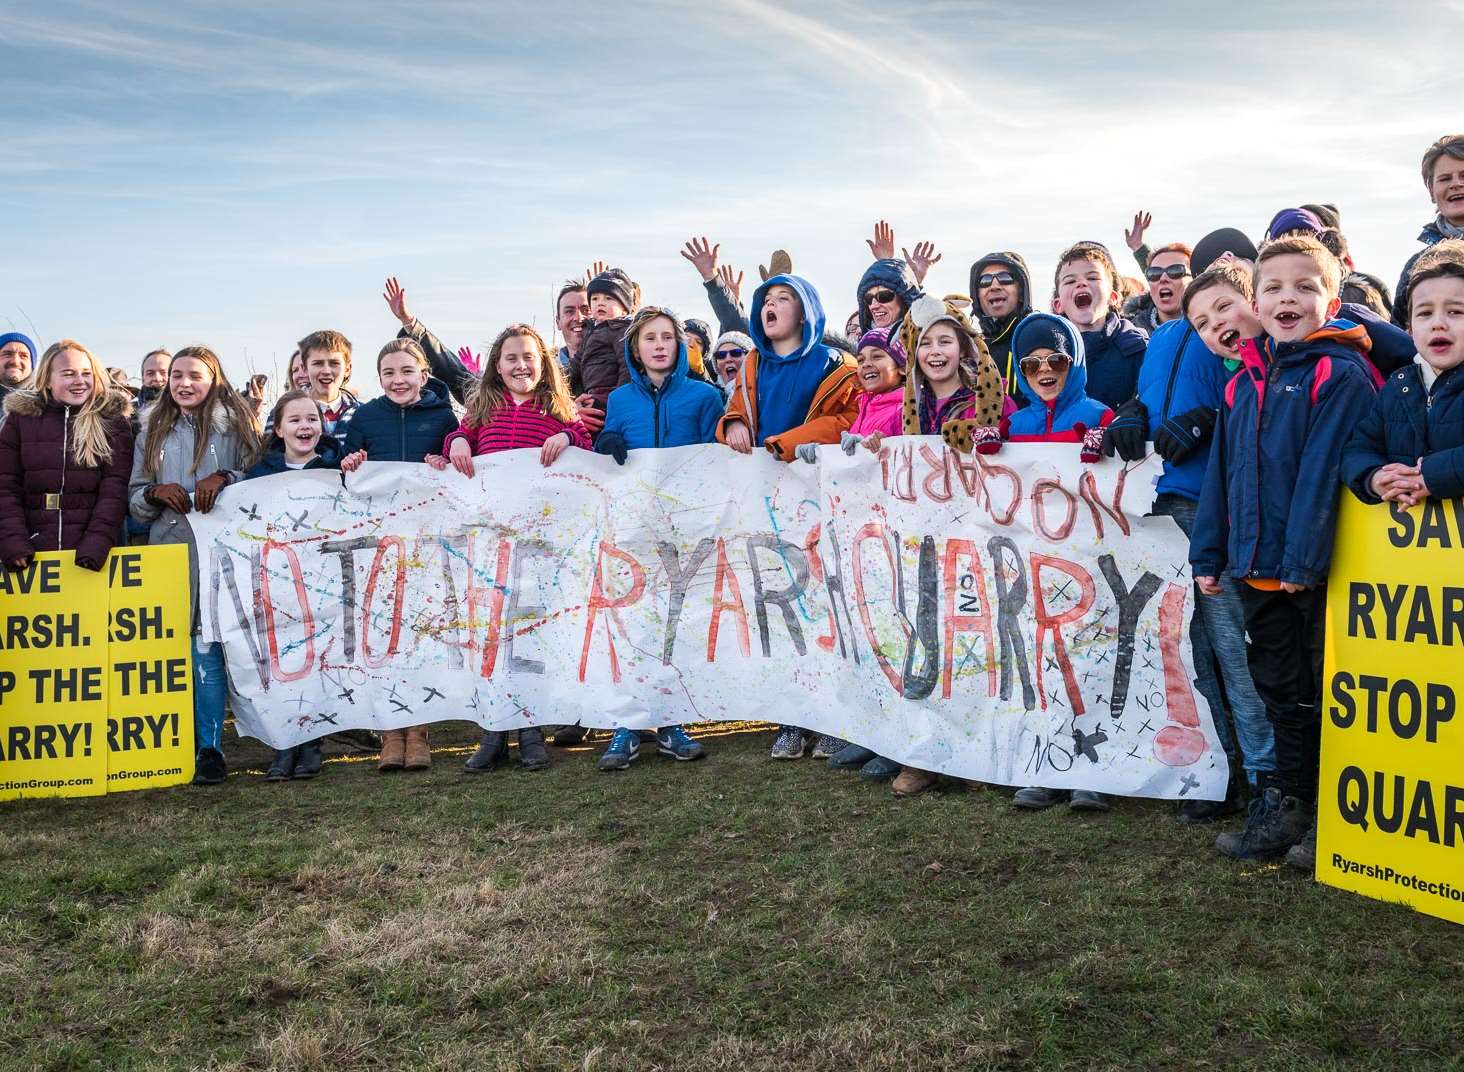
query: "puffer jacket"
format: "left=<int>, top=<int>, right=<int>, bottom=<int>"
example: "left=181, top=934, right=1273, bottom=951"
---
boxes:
left=341, top=378, right=459, bottom=463
left=1134, top=319, right=1228, bottom=500
left=1003, top=314, right=1114, bottom=442
left=598, top=335, right=724, bottom=451
left=246, top=436, right=344, bottom=478
left=570, top=316, right=633, bottom=423
left=1341, top=359, right=1464, bottom=504
left=1080, top=311, right=1149, bottom=410
left=850, top=386, right=904, bottom=437
left=0, top=387, right=134, bottom=566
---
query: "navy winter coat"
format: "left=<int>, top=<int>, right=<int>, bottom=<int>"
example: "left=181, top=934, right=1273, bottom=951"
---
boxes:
left=1392, top=220, right=1451, bottom=328
left=1135, top=319, right=1228, bottom=501
left=598, top=335, right=724, bottom=452
left=1080, top=311, right=1148, bottom=410
left=341, top=379, right=458, bottom=463
left=1340, top=362, right=1464, bottom=504
left=246, top=436, right=344, bottom=479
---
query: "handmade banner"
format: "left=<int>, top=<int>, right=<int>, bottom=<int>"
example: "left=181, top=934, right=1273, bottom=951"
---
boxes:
left=0, top=546, right=194, bottom=801
left=1318, top=495, right=1464, bottom=926
left=194, top=441, right=1225, bottom=799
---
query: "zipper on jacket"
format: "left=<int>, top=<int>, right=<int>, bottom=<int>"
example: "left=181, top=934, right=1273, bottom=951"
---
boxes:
left=399, top=406, right=406, bottom=460
left=652, top=384, right=663, bottom=448
left=57, top=406, right=70, bottom=548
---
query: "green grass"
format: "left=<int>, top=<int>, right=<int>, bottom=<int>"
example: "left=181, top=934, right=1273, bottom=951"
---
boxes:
left=2, top=722, right=1461, bottom=1071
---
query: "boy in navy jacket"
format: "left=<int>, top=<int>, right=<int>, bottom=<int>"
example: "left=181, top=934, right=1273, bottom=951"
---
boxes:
left=1051, top=241, right=1149, bottom=409
left=1191, top=235, right=1377, bottom=862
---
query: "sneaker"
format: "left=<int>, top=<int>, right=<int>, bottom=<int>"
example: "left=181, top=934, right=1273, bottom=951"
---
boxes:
left=769, top=726, right=808, bottom=760
left=463, top=730, right=508, bottom=773
left=194, top=747, right=227, bottom=786
left=293, top=740, right=322, bottom=780
left=655, top=725, right=706, bottom=761
left=598, top=728, right=640, bottom=771
left=1178, top=776, right=1245, bottom=824
left=517, top=728, right=549, bottom=772
left=265, top=747, right=298, bottom=782
left=811, top=735, right=847, bottom=760
left=859, top=754, right=901, bottom=781
left=828, top=744, right=876, bottom=771
left=891, top=766, right=939, bottom=797
left=551, top=725, right=587, bottom=747
left=1069, top=789, right=1111, bottom=812
left=1285, top=820, right=1317, bottom=872
left=1012, top=786, right=1068, bottom=810
left=1215, top=788, right=1311, bottom=860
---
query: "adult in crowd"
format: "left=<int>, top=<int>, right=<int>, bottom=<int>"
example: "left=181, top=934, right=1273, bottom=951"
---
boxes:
left=554, top=279, right=590, bottom=372
left=0, top=331, right=37, bottom=402
left=1124, top=243, right=1192, bottom=334
left=1395, top=134, right=1464, bottom=326
left=968, top=252, right=1032, bottom=403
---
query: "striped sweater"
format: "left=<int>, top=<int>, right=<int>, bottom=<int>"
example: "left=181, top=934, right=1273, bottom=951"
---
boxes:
left=443, top=399, right=592, bottom=456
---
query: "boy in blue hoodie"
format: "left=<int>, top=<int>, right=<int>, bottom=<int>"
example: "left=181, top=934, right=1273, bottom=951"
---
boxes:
left=591, top=307, right=725, bottom=772
left=1191, top=235, right=1378, bottom=863
left=717, top=274, right=860, bottom=759
left=1052, top=242, right=1149, bottom=410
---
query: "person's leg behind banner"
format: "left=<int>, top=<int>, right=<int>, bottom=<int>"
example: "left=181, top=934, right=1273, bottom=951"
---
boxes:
left=193, top=636, right=229, bottom=786
left=1201, top=575, right=1277, bottom=785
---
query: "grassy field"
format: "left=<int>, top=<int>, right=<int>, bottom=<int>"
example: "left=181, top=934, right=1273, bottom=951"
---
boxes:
left=3, top=721, right=1461, bottom=1072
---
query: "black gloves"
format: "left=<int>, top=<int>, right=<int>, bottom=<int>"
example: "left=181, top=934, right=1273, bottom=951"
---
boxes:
left=1153, top=406, right=1217, bottom=464
left=1102, top=398, right=1149, bottom=461
left=595, top=430, right=628, bottom=466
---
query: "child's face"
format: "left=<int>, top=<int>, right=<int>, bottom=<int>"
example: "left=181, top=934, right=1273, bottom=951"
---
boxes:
left=1054, top=257, right=1116, bottom=330
left=1146, top=251, right=1192, bottom=317
left=1187, top=282, right=1263, bottom=360
left=1020, top=348, right=1070, bottom=403
left=976, top=264, right=1020, bottom=319
left=863, top=284, right=902, bottom=328
left=636, top=316, right=679, bottom=377
left=761, top=285, right=803, bottom=343
left=1255, top=253, right=1339, bottom=343
left=855, top=345, right=902, bottom=395
left=47, top=349, right=96, bottom=406
left=1430, top=154, right=1464, bottom=227
left=378, top=352, right=426, bottom=405
left=278, top=397, right=323, bottom=457
left=589, top=293, right=628, bottom=322
left=713, top=342, right=748, bottom=384
left=497, top=334, right=544, bottom=398
left=306, top=348, right=349, bottom=400
left=916, top=322, right=962, bottom=393
left=169, top=356, right=214, bottom=412
left=141, top=352, right=170, bottom=389
left=1410, top=276, right=1464, bottom=372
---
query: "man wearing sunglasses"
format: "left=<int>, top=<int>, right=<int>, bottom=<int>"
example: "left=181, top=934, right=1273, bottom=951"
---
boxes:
left=709, top=330, right=754, bottom=391
left=854, top=257, right=924, bottom=335
left=1124, top=243, right=1193, bottom=335
left=968, top=251, right=1033, bottom=404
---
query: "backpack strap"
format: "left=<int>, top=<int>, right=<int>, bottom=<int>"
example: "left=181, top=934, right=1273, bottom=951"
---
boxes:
left=1310, top=356, right=1333, bottom=406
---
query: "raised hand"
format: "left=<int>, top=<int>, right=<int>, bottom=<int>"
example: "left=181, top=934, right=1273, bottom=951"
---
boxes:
left=1124, top=211, right=1152, bottom=253
left=583, top=260, right=608, bottom=283
left=717, top=264, right=744, bottom=304
left=457, top=346, right=481, bottom=374
left=383, top=277, right=413, bottom=327
left=680, top=238, right=719, bottom=282
left=902, top=241, right=942, bottom=284
left=247, top=374, right=268, bottom=401
left=866, top=219, right=895, bottom=261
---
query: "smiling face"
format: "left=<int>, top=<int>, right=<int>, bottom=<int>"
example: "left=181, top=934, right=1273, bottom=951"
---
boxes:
left=0, top=340, right=32, bottom=386
left=855, top=345, right=902, bottom=395
left=169, top=356, right=214, bottom=412
left=635, top=315, right=679, bottom=383
left=1410, top=275, right=1464, bottom=373
left=1147, top=251, right=1192, bottom=318
left=47, top=349, right=97, bottom=407
left=761, top=285, right=804, bottom=348
left=1054, top=257, right=1117, bottom=330
left=141, top=351, right=170, bottom=389
left=1430, top=153, right=1464, bottom=228
left=305, top=348, right=349, bottom=403
left=976, top=263, right=1020, bottom=320
left=1255, top=252, right=1339, bottom=343
left=277, top=396, right=323, bottom=460
left=864, top=284, right=902, bottom=328
left=377, top=350, right=426, bottom=406
left=497, top=333, right=544, bottom=401
left=916, top=322, right=963, bottom=396
left=1020, top=348, right=1070, bottom=403
left=558, top=287, right=589, bottom=351
left=1187, top=282, right=1263, bottom=360
left=713, top=343, right=747, bottom=385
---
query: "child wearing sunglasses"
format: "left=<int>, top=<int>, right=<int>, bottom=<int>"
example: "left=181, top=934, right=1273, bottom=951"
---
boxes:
left=1125, top=243, right=1193, bottom=334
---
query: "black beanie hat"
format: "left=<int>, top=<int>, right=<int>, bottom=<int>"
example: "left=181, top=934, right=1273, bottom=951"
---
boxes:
left=1014, top=321, right=1071, bottom=361
left=1191, top=228, right=1259, bottom=274
left=683, top=318, right=711, bottom=353
left=587, top=268, right=637, bottom=315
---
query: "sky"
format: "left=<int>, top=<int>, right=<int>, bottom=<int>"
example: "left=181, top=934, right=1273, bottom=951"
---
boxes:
left=3, top=0, right=1463, bottom=392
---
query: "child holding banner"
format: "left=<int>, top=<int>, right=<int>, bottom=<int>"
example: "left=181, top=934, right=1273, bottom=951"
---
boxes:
left=128, top=346, right=261, bottom=786
left=427, top=324, right=591, bottom=774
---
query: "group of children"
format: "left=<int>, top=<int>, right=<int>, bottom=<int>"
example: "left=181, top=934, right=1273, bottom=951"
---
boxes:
left=3, top=133, right=1462, bottom=873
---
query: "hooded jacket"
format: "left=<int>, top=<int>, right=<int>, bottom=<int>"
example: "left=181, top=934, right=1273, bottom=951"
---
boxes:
left=599, top=334, right=725, bottom=451
left=716, top=274, right=859, bottom=461
left=970, top=252, right=1033, bottom=401
left=341, top=378, right=459, bottom=463
left=1123, top=292, right=1164, bottom=336
left=245, top=435, right=344, bottom=478
left=0, top=387, right=134, bottom=566
left=856, top=258, right=924, bottom=335
left=1079, top=311, right=1149, bottom=410
left=1190, top=323, right=1378, bottom=588
left=1135, top=318, right=1228, bottom=500
left=1340, top=358, right=1464, bottom=505
left=1002, top=314, right=1113, bottom=442
left=898, top=295, right=1008, bottom=439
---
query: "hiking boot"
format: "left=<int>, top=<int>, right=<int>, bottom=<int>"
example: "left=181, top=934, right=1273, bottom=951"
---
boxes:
left=655, top=725, right=706, bottom=761
left=403, top=726, right=431, bottom=771
left=859, top=754, right=901, bottom=781
left=194, top=747, right=227, bottom=786
left=1215, top=788, right=1311, bottom=860
left=517, top=728, right=549, bottom=772
left=769, top=725, right=808, bottom=760
left=828, top=743, right=876, bottom=770
left=1012, top=786, right=1068, bottom=810
left=552, top=725, right=587, bottom=747
left=598, top=727, right=640, bottom=771
left=1285, top=820, right=1318, bottom=872
left=464, top=730, right=508, bottom=773
left=811, top=734, right=847, bottom=760
left=378, top=730, right=406, bottom=772
left=1178, top=776, right=1245, bottom=824
left=1069, top=790, right=1111, bottom=812
left=265, top=747, right=298, bottom=782
left=892, top=766, right=939, bottom=797
left=293, top=740, right=322, bottom=780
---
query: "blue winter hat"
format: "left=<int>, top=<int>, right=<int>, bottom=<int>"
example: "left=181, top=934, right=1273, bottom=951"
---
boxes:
left=0, top=332, right=37, bottom=361
left=1265, top=207, right=1325, bottom=242
left=1012, top=320, right=1071, bottom=361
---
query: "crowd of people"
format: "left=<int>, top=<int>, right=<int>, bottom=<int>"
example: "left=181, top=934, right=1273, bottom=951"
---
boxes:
left=3, top=134, right=1463, bottom=876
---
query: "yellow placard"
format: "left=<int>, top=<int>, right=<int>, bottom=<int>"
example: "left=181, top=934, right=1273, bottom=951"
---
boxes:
left=1318, top=495, right=1464, bottom=925
left=0, top=553, right=111, bottom=800
left=105, top=545, right=194, bottom=791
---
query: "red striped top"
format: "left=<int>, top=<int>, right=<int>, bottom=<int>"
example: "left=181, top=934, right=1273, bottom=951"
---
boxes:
left=442, top=399, right=592, bottom=456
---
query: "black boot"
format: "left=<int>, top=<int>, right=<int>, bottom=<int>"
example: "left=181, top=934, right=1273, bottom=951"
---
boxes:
left=265, top=747, right=298, bottom=782
left=464, top=730, right=508, bottom=773
left=518, top=728, right=549, bottom=771
left=551, top=724, right=587, bottom=747
left=293, top=739, right=323, bottom=780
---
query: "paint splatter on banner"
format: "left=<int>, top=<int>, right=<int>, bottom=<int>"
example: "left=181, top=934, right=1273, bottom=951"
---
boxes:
left=192, top=441, right=1226, bottom=799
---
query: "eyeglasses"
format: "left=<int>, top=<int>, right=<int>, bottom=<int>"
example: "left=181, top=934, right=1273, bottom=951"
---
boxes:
left=865, top=288, right=898, bottom=304
left=1019, top=354, right=1072, bottom=375
left=1145, top=264, right=1191, bottom=282
left=715, top=348, right=748, bottom=359
left=977, top=271, right=1016, bottom=289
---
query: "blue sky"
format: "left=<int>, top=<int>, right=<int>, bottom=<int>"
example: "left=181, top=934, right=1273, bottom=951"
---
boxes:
left=4, top=1, right=1462, bottom=389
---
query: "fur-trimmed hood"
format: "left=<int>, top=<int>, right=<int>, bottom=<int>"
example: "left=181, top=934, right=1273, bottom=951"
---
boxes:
left=3, top=385, right=134, bottom=421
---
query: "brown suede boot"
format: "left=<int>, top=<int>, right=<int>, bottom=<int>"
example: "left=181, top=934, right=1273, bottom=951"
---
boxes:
left=403, top=725, right=431, bottom=771
left=378, top=730, right=406, bottom=772
left=892, top=766, right=939, bottom=797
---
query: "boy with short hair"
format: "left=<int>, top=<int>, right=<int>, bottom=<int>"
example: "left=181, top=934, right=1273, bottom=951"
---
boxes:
left=298, top=329, right=361, bottom=440
left=1051, top=241, right=1148, bottom=409
left=1191, top=234, right=1378, bottom=862
left=1394, top=134, right=1464, bottom=326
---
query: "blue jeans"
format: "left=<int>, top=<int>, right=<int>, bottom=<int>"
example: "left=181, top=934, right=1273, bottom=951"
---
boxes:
left=1152, top=494, right=1275, bottom=786
left=193, top=637, right=229, bottom=754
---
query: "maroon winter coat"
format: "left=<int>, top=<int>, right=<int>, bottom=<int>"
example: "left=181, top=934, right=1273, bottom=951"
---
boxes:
left=0, top=387, right=135, bottom=567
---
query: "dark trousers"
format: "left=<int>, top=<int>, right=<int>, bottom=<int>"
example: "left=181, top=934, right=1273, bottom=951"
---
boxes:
left=1238, top=584, right=1327, bottom=801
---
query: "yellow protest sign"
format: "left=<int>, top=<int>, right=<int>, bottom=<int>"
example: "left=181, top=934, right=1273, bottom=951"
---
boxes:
left=1319, top=495, right=1464, bottom=926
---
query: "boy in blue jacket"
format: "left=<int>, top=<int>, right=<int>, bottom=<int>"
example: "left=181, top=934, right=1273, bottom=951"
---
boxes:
left=593, top=307, right=722, bottom=771
left=1191, top=235, right=1378, bottom=862
left=1052, top=241, right=1149, bottom=409
left=1342, top=241, right=1464, bottom=507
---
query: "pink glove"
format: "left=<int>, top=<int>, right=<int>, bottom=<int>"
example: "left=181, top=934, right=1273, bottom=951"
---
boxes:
left=972, top=426, right=1003, bottom=455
